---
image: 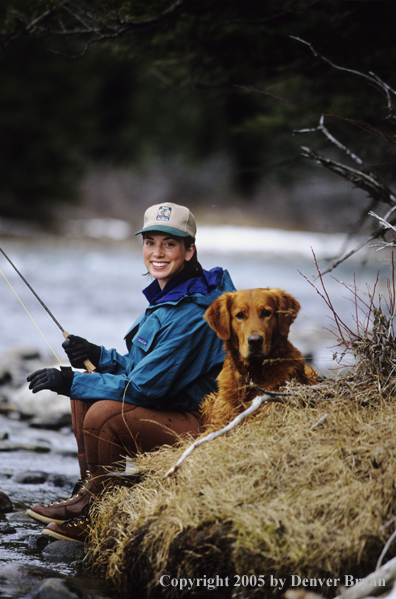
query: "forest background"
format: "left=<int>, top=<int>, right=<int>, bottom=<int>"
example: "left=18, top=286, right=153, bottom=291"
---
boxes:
left=0, top=0, right=395, bottom=238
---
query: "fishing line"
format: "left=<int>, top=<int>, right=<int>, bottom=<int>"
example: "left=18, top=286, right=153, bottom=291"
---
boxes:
left=0, top=267, right=63, bottom=365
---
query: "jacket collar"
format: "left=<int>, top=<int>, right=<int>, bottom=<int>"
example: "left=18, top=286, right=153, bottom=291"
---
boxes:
left=143, top=267, right=224, bottom=306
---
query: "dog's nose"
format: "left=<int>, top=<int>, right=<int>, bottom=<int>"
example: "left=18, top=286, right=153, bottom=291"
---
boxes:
left=248, top=334, right=263, bottom=350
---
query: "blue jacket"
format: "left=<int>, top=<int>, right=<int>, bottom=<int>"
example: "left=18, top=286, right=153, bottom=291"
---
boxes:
left=70, top=267, right=235, bottom=410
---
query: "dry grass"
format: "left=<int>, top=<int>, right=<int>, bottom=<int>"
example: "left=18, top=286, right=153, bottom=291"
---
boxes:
left=88, top=289, right=396, bottom=598
left=88, top=385, right=396, bottom=597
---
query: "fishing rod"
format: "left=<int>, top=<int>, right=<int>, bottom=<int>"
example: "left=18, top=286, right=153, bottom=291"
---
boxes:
left=0, top=247, right=95, bottom=373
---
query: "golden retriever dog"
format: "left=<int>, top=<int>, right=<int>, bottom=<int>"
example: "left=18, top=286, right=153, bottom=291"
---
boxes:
left=201, top=288, right=316, bottom=432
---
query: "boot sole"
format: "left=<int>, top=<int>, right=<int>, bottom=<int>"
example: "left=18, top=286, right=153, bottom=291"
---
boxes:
left=25, top=509, right=65, bottom=525
left=42, top=528, right=86, bottom=543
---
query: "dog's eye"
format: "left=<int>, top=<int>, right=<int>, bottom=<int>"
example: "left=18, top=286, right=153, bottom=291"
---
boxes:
left=235, top=312, right=246, bottom=320
left=261, top=310, right=272, bottom=318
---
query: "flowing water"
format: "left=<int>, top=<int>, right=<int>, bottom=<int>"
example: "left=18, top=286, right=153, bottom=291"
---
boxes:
left=0, top=413, right=114, bottom=598
left=0, top=227, right=391, bottom=371
left=0, top=226, right=392, bottom=596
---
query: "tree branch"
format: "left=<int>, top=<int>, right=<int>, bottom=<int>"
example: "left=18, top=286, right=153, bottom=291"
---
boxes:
left=294, top=115, right=363, bottom=165
left=286, top=40, right=396, bottom=274
left=300, top=146, right=396, bottom=208
left=290, top=36, right=396, bottom=120
left=163, top=389, right=293, bottom=480
left=369, top=210, right=396, bottom=234
left=1, top=0, right=187, bottom=47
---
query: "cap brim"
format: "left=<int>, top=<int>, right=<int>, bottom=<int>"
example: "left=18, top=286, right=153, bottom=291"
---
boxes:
left=134, top=225, right=191, bottom=237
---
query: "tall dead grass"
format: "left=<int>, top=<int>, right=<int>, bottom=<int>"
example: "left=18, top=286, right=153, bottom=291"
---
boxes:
left=88, top=272, right=396, bottom=598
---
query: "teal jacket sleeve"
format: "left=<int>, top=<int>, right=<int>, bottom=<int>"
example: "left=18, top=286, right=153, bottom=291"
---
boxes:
left=94, top=314, right=145, bottom=375
left=69, top=303, right=224, bottom=409
left=95, top=347, right=129, bottom=374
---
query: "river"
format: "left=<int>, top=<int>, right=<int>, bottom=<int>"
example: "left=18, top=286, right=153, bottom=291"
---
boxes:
left=0, top=225, right=391, bottom=373
left=0, top=224, right=392, bottom=597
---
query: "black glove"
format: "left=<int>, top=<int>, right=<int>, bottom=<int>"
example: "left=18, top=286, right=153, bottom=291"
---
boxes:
left=62, top=335, right=101, bottom=369
left=27, top=367, right=74, bottom=396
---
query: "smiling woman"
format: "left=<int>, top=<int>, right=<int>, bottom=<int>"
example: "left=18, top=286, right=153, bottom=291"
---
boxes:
left=142, top=234, right=195, bottom=289
left=138, top=202, right=204, bottom=287
left=25, top=202, right=236, bottom=543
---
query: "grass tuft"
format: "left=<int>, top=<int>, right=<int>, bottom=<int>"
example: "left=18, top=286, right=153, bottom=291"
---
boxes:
left=87, top=271, right=396, bottom=598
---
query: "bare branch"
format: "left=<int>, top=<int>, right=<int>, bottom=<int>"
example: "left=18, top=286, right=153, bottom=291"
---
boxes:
left=25, top=6, right=63, bottom=32
left=369, top=211, right=396, bottom=234
left=290, top=36, right=396, bottom=119
left=163, top=390, right=293, bottom=479
left=369, top=73, right=396, bottom=118
left=299, top=250, right=356, bottom=342
left=338, top=557, right=396, bottom=599
left=1, top=0, right=187, bottom=47
left=311, top=413, right=328, bottom=429
left=312, top=233, right=379, bottom=278
left=301, top=146, right=396, bottom=207
left=1, top=4, right=66, bottom=47
left=377, top=530, right=396, bottom=571
left=288, top=41, right=396, bottom=275
left=294, top=115, right=363, bottom=165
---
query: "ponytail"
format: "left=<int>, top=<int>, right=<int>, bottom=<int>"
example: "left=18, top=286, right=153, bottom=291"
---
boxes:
left=182, top=236, right=204, bottom=280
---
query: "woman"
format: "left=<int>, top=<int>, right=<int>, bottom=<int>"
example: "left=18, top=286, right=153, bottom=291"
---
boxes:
left=26, top=202, right=235, bottom=542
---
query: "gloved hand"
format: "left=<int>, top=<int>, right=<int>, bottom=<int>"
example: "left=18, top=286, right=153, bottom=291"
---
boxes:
left=27, top=368, right=74, bottom=396
left=62, top=335, right=101, bottom=369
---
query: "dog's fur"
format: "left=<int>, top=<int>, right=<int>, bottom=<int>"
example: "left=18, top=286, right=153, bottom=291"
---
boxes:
left=201, top=288, right=317, bottom=432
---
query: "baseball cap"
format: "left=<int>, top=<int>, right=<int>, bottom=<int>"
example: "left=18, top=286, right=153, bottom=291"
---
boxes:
left=134, top=203, right=196, bottom=239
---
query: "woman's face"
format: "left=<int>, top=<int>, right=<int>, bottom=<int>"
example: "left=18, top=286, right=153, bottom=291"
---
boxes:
left=143, top=233, right=195, bottom=289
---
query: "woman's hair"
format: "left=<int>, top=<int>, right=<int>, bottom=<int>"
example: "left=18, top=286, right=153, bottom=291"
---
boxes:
left=181, top=235, right=204, bottom=280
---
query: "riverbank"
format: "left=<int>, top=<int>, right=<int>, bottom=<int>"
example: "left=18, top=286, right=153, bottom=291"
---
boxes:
left=0, top=346, right=120, bottom=599
left=0, top=222, right=393, bottom=598
left=86, top=297, right=396, bottom=599
left=0, top=226, right=388, bottom=373
left=2, top=323, right=395, bottom=599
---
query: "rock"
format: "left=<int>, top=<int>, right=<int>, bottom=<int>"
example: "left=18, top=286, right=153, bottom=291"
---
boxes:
left=0, top=440, right=51, bottom=452
left=0, top=468, right=13, bottom=478
left=10, top=383, right=71, bottom=419
left=0, top=564, right=63, bottom=598
left=47, top=473, right=76, bottom=490
left=14, top=471, right=48, bottom=484
left=29, top=413, right=72, bottom=430
left=0, top=430, right=9, bottom=440
left=0, top=490, right=13, bottom=513
left=0, top=346, right=44, bottom=389
left=27, top=534, right=51, bottom=551
left=21, top=577, right=99, bottom=599
left=0, top=371, right=11, bottom=385
left=0, top=523, right=17, bottom=535
left=7, top=510, right=37, bottom=523
left=58, top=450, right=78, bottom=459
left=2, top=346, right=41, bottom=362
left=0, top=403, right=17, bottom=416
left=42, top=539, right=85, bottom=561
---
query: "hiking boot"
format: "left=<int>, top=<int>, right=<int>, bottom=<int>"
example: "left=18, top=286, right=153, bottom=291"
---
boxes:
left=26, top=473, right=93, bottom=524
left=42, top=506, right=91, bottom=543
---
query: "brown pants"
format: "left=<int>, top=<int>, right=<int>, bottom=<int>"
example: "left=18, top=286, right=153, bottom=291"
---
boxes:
left=70, top=399, right=203, bottom=482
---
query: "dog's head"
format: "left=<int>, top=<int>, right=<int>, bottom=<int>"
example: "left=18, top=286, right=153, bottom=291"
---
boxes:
left=205, top=288, right=301, bottom=360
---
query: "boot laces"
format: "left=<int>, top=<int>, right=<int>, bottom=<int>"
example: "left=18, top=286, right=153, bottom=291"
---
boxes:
left=66, top=504, right=91, bottom=528
left=49, top=473, right=91, bottom=506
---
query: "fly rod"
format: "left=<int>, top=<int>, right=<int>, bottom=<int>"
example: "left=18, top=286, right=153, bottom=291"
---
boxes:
left=0, top=247, right=95, bottom=373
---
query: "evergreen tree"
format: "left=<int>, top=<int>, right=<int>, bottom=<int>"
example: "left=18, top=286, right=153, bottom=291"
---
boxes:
left=0, top=1, right=395, bottom=216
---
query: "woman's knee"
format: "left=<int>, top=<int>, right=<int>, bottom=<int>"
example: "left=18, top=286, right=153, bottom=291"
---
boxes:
left=83, top=400, right=117, bottom=431
left=82, top=400, right=137, bottom=433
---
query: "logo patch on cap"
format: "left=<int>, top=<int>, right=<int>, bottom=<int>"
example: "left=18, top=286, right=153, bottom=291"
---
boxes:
left=156, top=206, right=172, bottom=222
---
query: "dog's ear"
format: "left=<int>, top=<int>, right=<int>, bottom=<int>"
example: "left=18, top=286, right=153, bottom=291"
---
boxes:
left=274, top=290, right=301, bottom=338
left=204, top=292, right=235, bottom=340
